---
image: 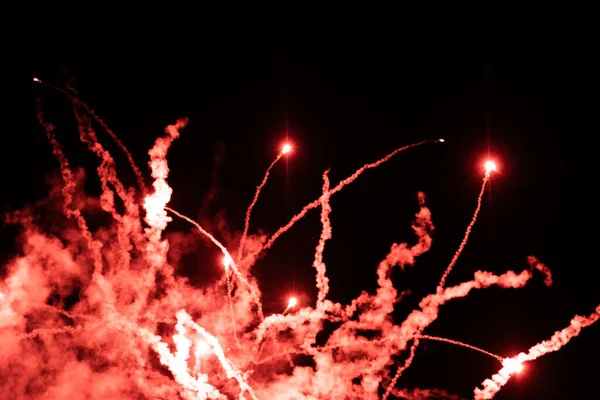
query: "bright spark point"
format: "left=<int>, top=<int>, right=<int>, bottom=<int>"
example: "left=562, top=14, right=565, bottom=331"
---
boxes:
left=438, top=138, right=445, bottom=143
left=484, top=160, right=497, bottom=174
left=287, top=297, right=298, bottom=308
left=281, top=143, right=292, bottom=154
left=222, top=255, right=233, bottom=269
left=502, top=358, right=524, bottom=374
left=33, top=77, right=41, bottom=83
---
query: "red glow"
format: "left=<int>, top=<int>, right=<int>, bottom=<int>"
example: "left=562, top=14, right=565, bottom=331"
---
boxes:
left=502, top=358, right=524, bottom=374
left=222, top=254, right=233, bottom=269
left=281, top=143, right=292, bottom=154
left=287, top=296, right=298, bottom=308
left=484, top=160, right=497, bottom=174
left=4, top=88, right=596, bottom=400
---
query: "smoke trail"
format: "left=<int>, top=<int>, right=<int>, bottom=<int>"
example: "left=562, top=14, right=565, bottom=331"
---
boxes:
left=391, top=387, right=465, bottom=400
left=313, top=169, right=332, bottom=307
left=386, top=173, right=490, bottom=394
left=382, top=337, right=420, bottom=400
left=527, top=255, right=552, bottom=286
left=237, top=152, right=283, bottom=263
left=225, top=265, right=241, bottom=349
left=18, top=325, right=83, bottom=339
left=364, top=191, right=434, bottom=319
left=196, top=141, right=241, bottom=339
left=143, top=118, right=187, bottom=288
left=416, top=334, right=504, bottom=362
left=143, top=322, right=224, bottom=399
left=474, top=304, right=600, bottom=399
left=35, top=100, right=115, bottom=309
left=282, top=170, right=334, bottom=352
left=437, top=173, right=490, bottom=291
left=35, top=100, right=104, bottom=274
left=71, top=99, right=144, bottom=277
left=256, top=140, right=439, bottom=257
left=181, top=310, right=259, bottom=400
left=34, top=77, right=147, bottom=192
left=383, top=268, right=535, bottom=397
left=166, top=206, right=265, bottom=320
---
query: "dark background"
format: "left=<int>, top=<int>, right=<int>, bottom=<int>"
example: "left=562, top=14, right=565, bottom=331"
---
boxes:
left=4, top=6, right=599, bottom=399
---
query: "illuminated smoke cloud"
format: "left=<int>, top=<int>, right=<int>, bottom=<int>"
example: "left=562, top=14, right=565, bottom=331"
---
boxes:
left=1, top=81, right=597, bottom=399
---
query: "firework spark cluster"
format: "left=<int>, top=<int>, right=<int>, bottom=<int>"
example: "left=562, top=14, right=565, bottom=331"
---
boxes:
left=0, top=78, right=597, bottom=399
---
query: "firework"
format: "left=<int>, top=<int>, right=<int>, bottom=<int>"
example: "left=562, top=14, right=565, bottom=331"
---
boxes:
left=0, top=80, right=596, bottom=399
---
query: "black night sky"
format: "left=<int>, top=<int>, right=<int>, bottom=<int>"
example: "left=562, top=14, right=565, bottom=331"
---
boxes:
left=4, top=6, right=599, bottom=399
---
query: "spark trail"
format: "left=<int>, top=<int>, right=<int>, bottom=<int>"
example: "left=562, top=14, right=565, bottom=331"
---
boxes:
left=225, top=143, right=292, bottom=340
left=237, top=144, right=290, bottom=264
left=416, top=334, right=504, bottom=362
left=437, top=164, right=493, bottom=291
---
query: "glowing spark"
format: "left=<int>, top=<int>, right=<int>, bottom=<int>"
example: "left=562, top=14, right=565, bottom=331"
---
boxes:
left=165, top=208, right=238, bottom=275
left=502, top=357, right=524, bottom=373
left=485, top=160, right=497, bottom=174
left=287, top=297, right=298, bottom=308
left=438, top=138, right=445, bottom=142
left=222, top=254, right=233, bottom=270
left=281, top=143, right=292, bottom=154
left=33, top=77, right=41, bottom=83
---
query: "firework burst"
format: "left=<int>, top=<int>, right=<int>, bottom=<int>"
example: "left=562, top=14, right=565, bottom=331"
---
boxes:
left=0, top=79, right=597, bottom=399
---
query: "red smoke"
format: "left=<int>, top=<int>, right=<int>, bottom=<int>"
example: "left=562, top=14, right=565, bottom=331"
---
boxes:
left=1, top=85, right=597, bottom=399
